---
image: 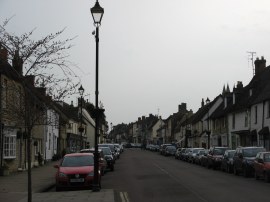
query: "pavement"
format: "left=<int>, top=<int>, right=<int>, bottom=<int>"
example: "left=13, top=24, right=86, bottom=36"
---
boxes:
left=0, top=160, right=115, bottom=202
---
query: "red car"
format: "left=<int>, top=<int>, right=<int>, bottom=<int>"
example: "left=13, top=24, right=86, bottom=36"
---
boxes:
left=254, top=152, right=270, bottom=182
left=54, top=153, right=101, bottom=191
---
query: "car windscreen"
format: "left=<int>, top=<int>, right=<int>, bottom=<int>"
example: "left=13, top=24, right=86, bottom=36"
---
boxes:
left=99, top=147, right=112, bottom=155
left=213, top=148, right=227, bottom=155
left=228, top=151, right=235, bottom=158
left=243, top=148, right=265, bottom=157
left=264, top=153, right=270, bottom=162
left=167, top=146, right=176, bottom=151
left=61, top=155, right=94, bottom=167
left=193, top=149, right=203, bottom=154
left=101, top=144, right=115, bottom=152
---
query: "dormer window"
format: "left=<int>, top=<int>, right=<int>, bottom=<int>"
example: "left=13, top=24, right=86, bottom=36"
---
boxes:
left=249, top=89, right=253, bottom=96
left=224, top=97, right=227, bottom=108
left=267, top=101, right=270, bottom=118
left=254, top=106, right=258, bottom=124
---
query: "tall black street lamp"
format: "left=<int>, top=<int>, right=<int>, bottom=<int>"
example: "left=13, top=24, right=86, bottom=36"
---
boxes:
left=91, top=0, right=104, bottom=192
left=78, top=85, right=84, bottom=150
left=206, top=97, right=211, bottom=149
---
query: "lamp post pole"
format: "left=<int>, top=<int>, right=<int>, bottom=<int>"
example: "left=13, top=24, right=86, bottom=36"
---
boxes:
left=91, top=0, right=104, bottom=192
left=206, top=97, right=211, bottom=149
left=78, top=85, right=84, bottom=150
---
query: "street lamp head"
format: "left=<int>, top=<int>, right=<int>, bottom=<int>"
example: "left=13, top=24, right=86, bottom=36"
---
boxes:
left=91, top=0, right=104, bottom=26
left=78, top=85, right=85, bottom=96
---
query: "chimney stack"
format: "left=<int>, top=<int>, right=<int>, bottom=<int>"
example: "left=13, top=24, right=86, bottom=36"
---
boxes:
left=0, top=47, right=8, bottom=63
left=12, top=50, right=23, bottom=75
left=24, top=75, right=35, bottom=86
left=254, top=56, right=266, bottom=76
left=178, top=103, right=187, bottom=113
left=201, top=98, right=205, bottom=107
left=36, top=87, right=46, bottom=96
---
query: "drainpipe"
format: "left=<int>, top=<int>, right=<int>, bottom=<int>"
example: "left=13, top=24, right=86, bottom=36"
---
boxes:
left=262, top=101, right=265, bottom=148
left=0, top=74, right=3, bottom=167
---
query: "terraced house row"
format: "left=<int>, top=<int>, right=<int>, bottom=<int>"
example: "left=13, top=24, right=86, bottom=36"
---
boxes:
left=0, top=47, right=107, bottom=174
left=111, top=56, right=270, bottom=151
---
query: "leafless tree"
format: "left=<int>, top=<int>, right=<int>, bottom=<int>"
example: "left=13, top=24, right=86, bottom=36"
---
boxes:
left=0, top=18, right=80, bottom=101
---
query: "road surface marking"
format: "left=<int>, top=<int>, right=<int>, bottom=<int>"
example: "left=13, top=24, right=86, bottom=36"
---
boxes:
left=120, top=192, right=129, bottom=202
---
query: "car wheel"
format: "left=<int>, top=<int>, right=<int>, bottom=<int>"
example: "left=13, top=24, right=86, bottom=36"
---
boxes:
left=264, top=172, right=270, bottom=183
left=99, top=179, right=102, bottom=189
left=225, top=165, right=229, bottom=173
left=227, top=165, right=232, bottom=173
left=234, top=166, right=238, bottom=175
left=243, top=167, right=249, bottom=177
left=55, top=186, right=61, bottom=192
left=255, top=171, right=259, bottom=180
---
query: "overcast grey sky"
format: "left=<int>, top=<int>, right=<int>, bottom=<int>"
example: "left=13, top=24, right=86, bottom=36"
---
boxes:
left=1, top=0, right=270, bottom=126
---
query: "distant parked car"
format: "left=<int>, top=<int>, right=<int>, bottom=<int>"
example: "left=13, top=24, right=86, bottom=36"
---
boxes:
left=160, top=144, right=172, bottom=155
left=178, top=148, right=188, bottom=160
left=164, top=146, right=177, bottom=156
left=220, top=150, right=235, bottom=173
left=182, top=148, right=192, bottom=161
left=188, top=148, right=205, bottom=163
left=194, top=149, right=207, bottom=165
left=149, top=145, right=160, bottom=152
left=233, top=146, right=266, bottom=177
left=175, top=148, right=184, bottom=159
left=207, top=147, right=228, bottom=169
left=98, top=144, right=118, bottom=160
left=254, top=151, right=270, bottom=182
left=200, top=150, right=209, bottom=167
left=98, top=146, right=115, bottom=171
left=113, top=144, right=121, bottom=159
left=54, top=153, right=101, bottom=191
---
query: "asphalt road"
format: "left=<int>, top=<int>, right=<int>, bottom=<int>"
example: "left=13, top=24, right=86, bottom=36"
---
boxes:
left=102, top=148, right=270, bottom=202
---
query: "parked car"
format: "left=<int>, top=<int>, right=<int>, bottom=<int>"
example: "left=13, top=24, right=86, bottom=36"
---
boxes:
left=200, top=149, right=209, bottom=167
left=175, top=148, right=184, bottom=159
left=113, top=144, right=121, bottom=159
left=80, top=148, right=107, bottom=176
left=207, top=147, right=228, bottom=169
left=188, top=148, right=205, bottom=163
left=98, top=144, right=118, bottom=160
left=194, top=149, right=207, bottom=165
left=233, top=146, right=266, bottom=177
left=182, top=148, right=192, bottom=161
left=160, top=144, right=172, bottom=155
left=178, top=148, right=188, bottom=160
left=220, top=150, right=235, bottom=173
left=54, top=153, right=101, bottom=191
left=254, top=151, right=270, bottom=182
left=164, top=145, right=177, bottom=156
left=98, top=146, right=115, bottom=171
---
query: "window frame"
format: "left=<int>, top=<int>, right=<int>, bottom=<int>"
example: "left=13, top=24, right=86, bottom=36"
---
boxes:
left=3, top=128, right=16, bottom=159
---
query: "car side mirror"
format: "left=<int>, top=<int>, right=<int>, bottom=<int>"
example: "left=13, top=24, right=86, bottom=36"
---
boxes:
left=258, top=159, right=264, bottom=164
left=238, top=153, right=243, bottom=158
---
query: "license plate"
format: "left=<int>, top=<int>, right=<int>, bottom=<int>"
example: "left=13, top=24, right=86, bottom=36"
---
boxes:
left=70, top=178, right=84, bottom=183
